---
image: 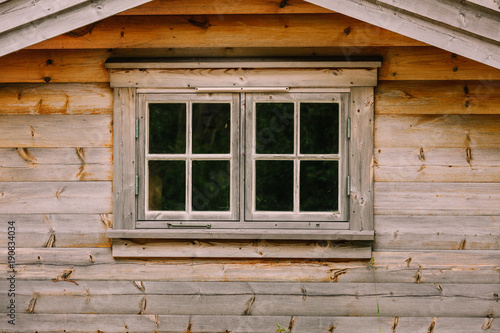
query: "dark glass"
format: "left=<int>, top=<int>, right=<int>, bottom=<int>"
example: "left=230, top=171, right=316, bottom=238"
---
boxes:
left=300, top=161, right=338, bottom=212
left=192, top=103, right=231, bottom=154
left=192, top=160, right=230, bottom=211
left=148, top=160, right=186, bottom=211
left=149, top=103, right=186, bottom=154
left=300, top=103, right=339, bottom=154
left=255, top=160, right=293, bottom=211
left=256, top=103, right=294, bottom=154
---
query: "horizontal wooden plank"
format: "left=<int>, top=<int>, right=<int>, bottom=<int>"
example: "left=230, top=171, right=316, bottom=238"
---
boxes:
left=3, top=47, right=500, bottom=83
left=375, top=182, right=500, bottom=215
left=28, top=14, right=424, bottom=50
left=109, top=68, right=377, bottom=87
left=375, top=80, right=500, bottom=115
left=1, top=281, right=498, bottom=317
left=120, top=0, right=334, bottom=15
left=10, top=314, right=499, bottom=333
left=374, top=216, right=500, bottom=250
left=0, top=214, right=111, bottom=248
left=375, top=114, right=500, bottom=148
left=0, top=182, right=112, bottom=214
left=0, top=148, right=112, bottom=181
left=0, top=83, right=112, bottom=115
left=112, top=239, right=372, bottom=259
left=374, top=148, right=500, bottom=182
left=4, top=249, right=499, bottom=284
left=0, top=115, right=112, bottom=147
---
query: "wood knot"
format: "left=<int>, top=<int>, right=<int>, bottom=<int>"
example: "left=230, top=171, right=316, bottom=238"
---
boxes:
left=188, top=17, right=210, bottom=29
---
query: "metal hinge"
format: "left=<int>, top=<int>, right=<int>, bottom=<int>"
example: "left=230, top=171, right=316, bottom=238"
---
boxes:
left=135, top=175, right=139, bottom=195
left=347, top=117, right=351, bottom=139
left=135, top=119, right=139, bottom=139
left=346, top=175, right=351, bottom=196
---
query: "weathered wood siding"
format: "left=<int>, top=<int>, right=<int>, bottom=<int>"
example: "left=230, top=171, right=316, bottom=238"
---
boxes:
left=0, top=1, right=499, bottom=332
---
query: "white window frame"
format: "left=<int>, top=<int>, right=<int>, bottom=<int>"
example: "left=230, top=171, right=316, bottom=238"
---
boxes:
left=105, top=58, right=379, bottom=258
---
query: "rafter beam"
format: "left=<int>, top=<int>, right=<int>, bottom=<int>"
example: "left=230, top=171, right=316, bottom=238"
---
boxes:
left=0, top=0, right=154, bottom=58
left=306, top=0, right=500, bottom=69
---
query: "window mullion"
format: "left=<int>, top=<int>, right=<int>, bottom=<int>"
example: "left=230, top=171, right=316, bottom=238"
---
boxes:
left=186, top=101, right=192, bottom=214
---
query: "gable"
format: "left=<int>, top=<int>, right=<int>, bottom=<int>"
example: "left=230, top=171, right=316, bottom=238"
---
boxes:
left=0, top=0, right=499, bottom=70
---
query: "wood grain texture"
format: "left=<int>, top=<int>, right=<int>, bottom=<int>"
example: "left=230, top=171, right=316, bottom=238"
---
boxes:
left=0, top=148, right=112, bottom=181
left=28, top=14, right=424, bottom=50
left=4, top=249, right=499, bottom=284
left=0, top=181, right=112, bottom=214
left=109, top=68, right=377, bottom=88
left=3, top=47, right=500, bottom=83
left=1, top=281, right=498, bottom=317
left=375, top=114, right=500, bottom=149
left=112, top=239, right=372, bottom=259
left=374, top=148, right=500, bottom=182
left=120, top=0, right=334, bottom=15
left=375, top=182, right=500, bottom=216
left=0, top=83, right=112, bottom=115
left=374, top=216, right=500, bottom=250
left=0, top=114, right=112, bottom=147
left=0, top=214, right=111, bottom=248
left=375, top=80, right=500, bottom=115
left=8, top=314, right=499, bottom=333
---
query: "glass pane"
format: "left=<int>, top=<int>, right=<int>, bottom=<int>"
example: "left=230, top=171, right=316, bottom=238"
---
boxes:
left=300, top=161, right=338, bottom=212
left=192, top=160, right=230, bottom=211
left=192, top=103, right=231, bottom=154
left=149, top=103, right=186, bottom=154
left=256, top=103, right=294, bottom=154
left=300, top=103, right=339, bottom=154
left=255, top=160, right=293, bottom=211
left=148, top=160, right=186, bottom=211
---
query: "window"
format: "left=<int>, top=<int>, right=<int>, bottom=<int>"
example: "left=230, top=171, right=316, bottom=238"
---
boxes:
left=106, top=58, right=379, bottom=258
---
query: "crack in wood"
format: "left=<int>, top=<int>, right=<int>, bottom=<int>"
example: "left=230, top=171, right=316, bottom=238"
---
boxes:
left=52, top=268, right=78, bottom=285
left=55, top=187, right=64, bottom=199
left=29, top=125, right=35, bottom=137
left=427, top=317, right=436, bottom=333
left=301, top=286, right=307, bottom=301
left=330, top=268, right=348, bottom=282
left=243, top=294, right=256, bottom=315
left=405, top=257, right=412, bottom=267
left=392, top=316, right=399, bottom=332
left=415, top=266, right=422, bottom=284
left=328, top=324, right=336, bottom=332
left=26, top=292, right=39, bottom=314
left=459, top=238, right=467, bottom=250
left=134, top=281, right=146, bottom=292
left=75, top=147, right=85, bottom=164
left=279, top=0, right=289, bottom=8
left=139, top=296, right=147, bottom=315
left=466, top=147, right=473, bottom=166
left=88, top=253, right=95, bottom=263
left=418, top=147, right=425, bottom=162
left=288, top=315, right=295, bottom=332
left=184, top=320, right=192, bottom=333
left=100, top=214, right=112, bottom=228
left=483, top=313, right=494, bottom=330
left=44, top=230, right=55, bottom=248
left=16, top=147, right=37, bottom=164
left=434, top=283, right=443, bottom=293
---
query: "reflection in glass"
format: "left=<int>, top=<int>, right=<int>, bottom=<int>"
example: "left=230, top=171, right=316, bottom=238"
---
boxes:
left=192, top=160, right=230, bottom=211
left=256, top=103, right=294, bottom=154
left=300, top=103, right=339, bottom=154
left=192, top=103, right=231, bottom=154
left=149, top=103, right=186, bottom=154
left=300, top=161, right=338, bottom=211
left=148, top=160, right=186, bottom=211
left=255, top=160, right=293, bottom=211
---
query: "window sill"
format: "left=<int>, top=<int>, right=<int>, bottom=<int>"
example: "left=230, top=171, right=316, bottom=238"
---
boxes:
left=106, top=229, right=373, bottom=259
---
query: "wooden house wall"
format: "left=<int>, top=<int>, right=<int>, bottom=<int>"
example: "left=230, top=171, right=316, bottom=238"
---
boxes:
left=0, top=1, right=499, bottom=332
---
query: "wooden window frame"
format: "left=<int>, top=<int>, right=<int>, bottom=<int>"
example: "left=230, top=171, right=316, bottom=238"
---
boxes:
left=105, top=58, right=380, bottom=259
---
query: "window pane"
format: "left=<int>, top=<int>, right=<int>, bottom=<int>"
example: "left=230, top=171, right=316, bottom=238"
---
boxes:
left=300, top=103, right=339, bottom=154
left=192, top=103, right=231, bottom=154
left=149, top=103, right=186, bottom=154
left=148, top=160, right=186, bottom=211
left=255, top=160, right=293, bottom=211
left=256, top=103, right=294, bottom=154
left=300, top=161, right=338, bottom=212
left=192, top=160, right=231, bottom=211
